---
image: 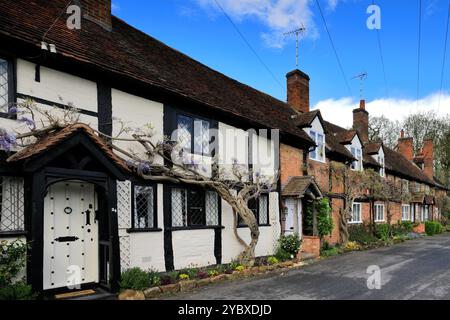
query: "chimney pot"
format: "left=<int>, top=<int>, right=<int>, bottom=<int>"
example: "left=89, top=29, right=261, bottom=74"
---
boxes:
left=359, top=99, right=366, bottom=110
left=400, top=129, right=405, bottom=138
left=352, top=102, right=369, bottom=143
left=286, top=69, right=310, bottom=113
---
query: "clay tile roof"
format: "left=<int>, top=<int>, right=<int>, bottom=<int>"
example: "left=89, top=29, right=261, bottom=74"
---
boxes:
left=334, top=130, right=357, bottom=145
left=320, top=121, right=355, bottom=161
left=364, top=142, right=382, bottom=155
left=294, top=110, right=321, bottom=128
left=282, top=176, right=322, bottom=198
left=363, top=154, right=381, bottom=168
left=383, top=147, right=434, bottom=186
left=0, top=0, right=313, bottom=148
left=7, top=124, right=129, bottom=172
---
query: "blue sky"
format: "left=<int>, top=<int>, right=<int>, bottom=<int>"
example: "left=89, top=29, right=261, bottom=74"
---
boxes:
left=111, top=0, right=450, bottom=127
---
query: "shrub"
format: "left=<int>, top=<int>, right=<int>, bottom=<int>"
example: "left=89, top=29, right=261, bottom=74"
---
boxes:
left=197, top=270, right=209, bottom=279
left=181, top=266, right=199, bottom=280
left=0, top=240, right=29, bottom=286
left=375, top=223, right=390, bottom=242
left=255, top=256, right=269, bottom=266
left=343, top=241, right=361, bottom=252
left=321, top=247, right=340, bottom=258
left=425, top=221, right=444, bottom=236
left=267, top=256, right=279, bottom=265
left=321, top=240, right=330, bottom=251
left=274, top=247, right=292, bottom=261
left=234, top=265, right=245, bottom=272
left=316, top=199, right=334, bottom=238
left=392, top=221, right=414, bottom=236
left=0, top=281, right=35, bottom=300
left=208, top=270, right=219, bottom=277
left=348, top=224, right=377, bottom=245
left=278, top=234, right=301, bottom=257
left=120, top=267, right=152, bottom=290
left=179, top=274, right=190, bottom=281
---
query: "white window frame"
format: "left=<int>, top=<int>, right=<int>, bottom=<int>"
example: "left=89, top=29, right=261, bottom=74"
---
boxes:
left=309, top=130, right=326, bottom=163
left=350, top=147, right=363, bottom=171
left=402, top=204, right=411, bottom=221
left=378, top=155, right=385, bottom=177
left=374, top=203, right=385, bottom=222
left=349, top=202, right=362, bottom=224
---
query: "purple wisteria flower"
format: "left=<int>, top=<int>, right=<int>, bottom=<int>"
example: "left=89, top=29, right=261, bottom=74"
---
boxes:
left=138, top=161, right=151, bottom=174
left=8, top=107, right=17, bottom=114
left=0, top=129, right=17, bottom=152
left=18, top=116, right=36, bottom=130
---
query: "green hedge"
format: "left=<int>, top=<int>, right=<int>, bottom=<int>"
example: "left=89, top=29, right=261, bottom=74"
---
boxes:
left=348, top=224, right=378, bottom=245
left=425, top=221, right=444, bottom=236
left=375, top=223, right=390, bottom=241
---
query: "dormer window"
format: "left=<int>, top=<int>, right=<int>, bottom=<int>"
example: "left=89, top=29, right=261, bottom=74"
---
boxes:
left=350, top=147, right=362, bottom=171
left=309, top=130, right=325, bottom=162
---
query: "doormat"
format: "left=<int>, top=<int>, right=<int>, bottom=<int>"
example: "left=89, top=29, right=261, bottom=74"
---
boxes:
left=55, top=289, right=96, bottom=300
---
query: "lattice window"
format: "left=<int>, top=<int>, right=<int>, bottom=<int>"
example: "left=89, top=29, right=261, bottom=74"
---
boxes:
left=258, top=195, right=268, bottom=225
left=205, top=191, right=219, bottom=226
left=0, top=177, right=25, bottom=232
left=171, top=188, right=218, bottom=228
left=238, top=194, right=269, bottom=226
left=133, top=185, right=155, bottom=229
left=117, top=180, right=132, bottom=229
left=177, top=115, right=192, bottom=151
left=119, top=235, right=131, bottom=270
left=172, top=188, right=187, bottom=227
left=0, top=58, right=8, bottom=109
left=176, top=114, right=210, bottom=156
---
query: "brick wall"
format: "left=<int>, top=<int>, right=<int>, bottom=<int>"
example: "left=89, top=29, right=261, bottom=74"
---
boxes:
left=301, top=236, right=320, bottom=258
left=280, top=143, right=303, bottom=185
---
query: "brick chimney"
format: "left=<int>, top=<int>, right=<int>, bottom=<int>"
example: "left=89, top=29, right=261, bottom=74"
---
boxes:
left=398, top=130, right=414, bottom=161
left=352, top=100, right=369, bottom=143
left=80, top=0, right=112, bottom=30
left=286, top=69, right=310, bottom=113
left=423, top=138, right=434, bottom=179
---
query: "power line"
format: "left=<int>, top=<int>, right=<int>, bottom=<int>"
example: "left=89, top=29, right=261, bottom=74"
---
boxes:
left=43, top=0, right=73, bottom=42
left=315, top=0, right=353, bottom=99
left=416, top=0, right=422, bottom=111
left=372, top=0, right=389, bottom=99
left=438, top=1, right=450, bottom=113
left=213, top=0, right=283, bottom=89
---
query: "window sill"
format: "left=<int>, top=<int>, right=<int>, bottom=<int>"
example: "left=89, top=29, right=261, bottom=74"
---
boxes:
left=127, top=228, right=162, bottom=233
left=168, top=225, right=225, bottom=232
left=375, top=220, right=386, bottom=223
left=0, top=231, right=27, bottom=238
left=348, top=221, right=362, bottom=225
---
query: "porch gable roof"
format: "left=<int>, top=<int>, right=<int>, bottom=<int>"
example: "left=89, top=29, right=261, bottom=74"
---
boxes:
left=282, top=176, right=323, bottom=199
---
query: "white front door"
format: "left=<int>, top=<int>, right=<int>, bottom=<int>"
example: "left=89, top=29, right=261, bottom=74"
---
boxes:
left=284, top=198, right=302, bottom=236
left=43, top=181, right=99, bottom=290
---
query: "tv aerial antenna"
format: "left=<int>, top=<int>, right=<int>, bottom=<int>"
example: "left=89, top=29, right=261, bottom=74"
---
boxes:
left=283, top=25, right=306, bottom=67
left=352, top=72, right=368, bottom=100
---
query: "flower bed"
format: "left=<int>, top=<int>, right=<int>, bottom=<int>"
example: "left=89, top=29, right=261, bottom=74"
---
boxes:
left=118, top=258, right=305, bottom=300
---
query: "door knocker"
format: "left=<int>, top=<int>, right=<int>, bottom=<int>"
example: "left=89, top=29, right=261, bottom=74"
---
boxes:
left=64, top=207, right=73, bottom=215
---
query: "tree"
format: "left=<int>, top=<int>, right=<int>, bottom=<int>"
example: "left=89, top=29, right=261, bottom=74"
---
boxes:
left=368, top=115, right=402, bottom=149
left=0, top=100, right=277, bottom=266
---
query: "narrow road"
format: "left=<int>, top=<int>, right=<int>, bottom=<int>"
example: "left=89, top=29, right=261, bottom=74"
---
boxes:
left=170, top=233, right=450, bottom=300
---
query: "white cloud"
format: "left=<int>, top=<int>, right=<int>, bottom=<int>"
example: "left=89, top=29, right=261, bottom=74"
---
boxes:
left=194, top=0, right=340, bottom=48
left=313, top=92, right=450, bottom=129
